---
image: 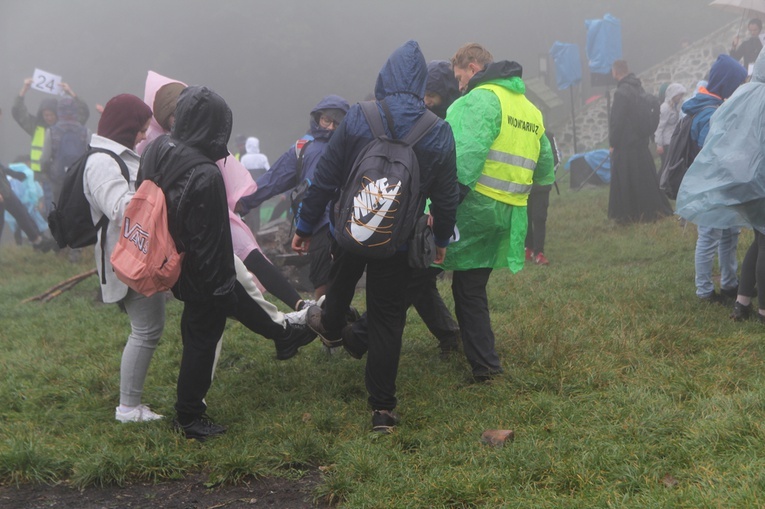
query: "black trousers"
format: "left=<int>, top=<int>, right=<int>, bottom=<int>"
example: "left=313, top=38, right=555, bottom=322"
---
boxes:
left=322, top=244, right=411, bottom=410
left=348, top=267, right=460, bottom=353
left=739, top=230, right=765, bottom=304
left=175, top=281, right=286, bottom=423
left=525, top=188, right=550, bottom=254
left=243, top=249, right=302, bottom=310
left=452, top=268, right=502, bottom=377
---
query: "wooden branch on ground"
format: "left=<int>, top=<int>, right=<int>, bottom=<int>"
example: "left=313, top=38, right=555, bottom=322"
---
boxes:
left=22, top=269, right=97, bottom=303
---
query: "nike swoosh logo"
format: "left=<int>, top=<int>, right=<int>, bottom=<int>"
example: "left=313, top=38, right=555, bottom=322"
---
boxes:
left=349, top=177, right=400, bottom=243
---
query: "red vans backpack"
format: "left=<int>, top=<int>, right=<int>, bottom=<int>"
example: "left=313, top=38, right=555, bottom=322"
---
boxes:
left=110, top=178, right=182, bottom=297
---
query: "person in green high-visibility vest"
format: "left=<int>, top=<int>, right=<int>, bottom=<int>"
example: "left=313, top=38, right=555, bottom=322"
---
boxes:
left=441, top=43, right=555, bottom=382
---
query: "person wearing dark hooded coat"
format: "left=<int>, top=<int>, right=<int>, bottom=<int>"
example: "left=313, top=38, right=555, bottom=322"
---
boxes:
left=139, top=86, right=316, bottom=441
left=424, top=60, right=462, bottom=120
left=237, top=94, right=350, bottom=299
left=292, top=41, right=459, bottom=433
left=607, top=60, right=673, bottom=224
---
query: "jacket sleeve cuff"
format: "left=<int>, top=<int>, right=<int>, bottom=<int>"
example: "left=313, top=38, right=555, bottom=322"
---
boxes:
left=295, top=218, right=313, bottom=237
left=434, top=236, right=451, bottom=248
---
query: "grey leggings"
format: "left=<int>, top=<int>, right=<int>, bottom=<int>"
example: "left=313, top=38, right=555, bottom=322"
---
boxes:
left=120, top=289, right=166, bottom=407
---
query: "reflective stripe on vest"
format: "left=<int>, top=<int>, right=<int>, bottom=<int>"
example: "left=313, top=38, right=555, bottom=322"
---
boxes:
left=473, top=83, right=544, bottom=206
left=30, top=125, right=45, bottom=172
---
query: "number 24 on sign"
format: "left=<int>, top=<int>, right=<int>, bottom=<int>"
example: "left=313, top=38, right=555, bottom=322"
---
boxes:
left=32, top=68, right=63, bottom=96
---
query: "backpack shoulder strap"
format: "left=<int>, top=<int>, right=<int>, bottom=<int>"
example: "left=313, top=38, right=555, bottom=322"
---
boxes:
left=89, top=147, right=130, bottom=182
left=294, top=135, right=314, bottom=183
left=402, top=110, right=440, bottom=147
left=359, top=101, right=387, bottom=138
left=81, top=148, right=130, bottom=285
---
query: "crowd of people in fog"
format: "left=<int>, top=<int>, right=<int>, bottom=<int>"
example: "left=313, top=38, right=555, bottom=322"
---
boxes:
left=4, top=25, right=765, bottom=439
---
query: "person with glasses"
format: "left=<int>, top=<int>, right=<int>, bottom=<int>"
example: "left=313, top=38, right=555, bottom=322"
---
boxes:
left=236, top=95, right=349, bottom=300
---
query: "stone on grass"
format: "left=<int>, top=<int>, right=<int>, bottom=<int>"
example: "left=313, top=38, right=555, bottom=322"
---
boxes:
left=481, top=429, right=515, bottom=447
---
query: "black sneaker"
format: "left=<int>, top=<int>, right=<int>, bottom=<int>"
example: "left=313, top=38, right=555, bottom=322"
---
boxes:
left=371, top=409, right=399, bottom=434
left=274, top=323, right=317, bottom=360
left=173, top=414, right=227, bottom=441
left=699, top=291, right=726, bottom=305
left=306, top=305, right=343, bottom=347
left=720, top=287, right=738, bottom=303
left=731, top=301, right=753, bottom=321
left=341, top=323, right=367, bottom=360
left=32, top=235, right=57, bottom=253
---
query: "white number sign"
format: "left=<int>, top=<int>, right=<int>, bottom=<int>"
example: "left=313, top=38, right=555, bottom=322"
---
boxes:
left=31, top=68, right=62, bottom=95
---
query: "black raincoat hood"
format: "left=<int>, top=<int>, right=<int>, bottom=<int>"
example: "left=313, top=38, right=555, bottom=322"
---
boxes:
left=466, top=60, right=523, bottom=93
left=171, top=86, right=232, bottom=161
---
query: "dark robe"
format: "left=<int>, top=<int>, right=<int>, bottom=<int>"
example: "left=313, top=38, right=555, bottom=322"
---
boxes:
left=608, top=73, right=673, bottom=224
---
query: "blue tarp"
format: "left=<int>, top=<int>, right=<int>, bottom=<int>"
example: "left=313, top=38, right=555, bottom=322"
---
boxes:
left=564, top=149, right=611, bottom=183
left=585, top=13, right=622, bottom=75
left=549, top=42, right=582, bottom=91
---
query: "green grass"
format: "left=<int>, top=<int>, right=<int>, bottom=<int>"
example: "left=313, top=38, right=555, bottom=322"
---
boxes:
left=2, top=177, right=765, bottom=508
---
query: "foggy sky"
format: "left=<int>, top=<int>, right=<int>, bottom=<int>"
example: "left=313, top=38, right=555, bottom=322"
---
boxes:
left=1, top=0, right=734, bottom=162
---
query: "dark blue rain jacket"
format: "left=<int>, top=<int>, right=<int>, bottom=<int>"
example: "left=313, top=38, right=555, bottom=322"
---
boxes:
left=295, top=40, right=459, bottom=247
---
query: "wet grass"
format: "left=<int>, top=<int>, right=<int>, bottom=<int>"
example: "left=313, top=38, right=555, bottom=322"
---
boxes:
left=2, top=179, right=764, bottom=507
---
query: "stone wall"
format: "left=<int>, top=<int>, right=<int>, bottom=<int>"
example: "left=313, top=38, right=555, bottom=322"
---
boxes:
left=555, top=21, right=739, bottom=160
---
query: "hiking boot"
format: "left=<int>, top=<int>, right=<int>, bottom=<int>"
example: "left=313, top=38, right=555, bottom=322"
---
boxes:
left=525, top=247, right=533, bottom=262
left=731, top=301, right=753, bottom=321
left=306, top=305, right=343, bottom=347
left=274, top=323, right=317, bottom=360
left=533, top=252, right=549, bottom=265
left=115, top=404, right=163, bottom=423
left=371, top=409, right=399, bottom=434
left=341, top=323, right=367, bottom=360
left=173, top=414, right=227, bottom=441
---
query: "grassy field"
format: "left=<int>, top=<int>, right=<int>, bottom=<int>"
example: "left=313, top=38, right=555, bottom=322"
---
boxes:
left=2, top=179, right=764, bottom=508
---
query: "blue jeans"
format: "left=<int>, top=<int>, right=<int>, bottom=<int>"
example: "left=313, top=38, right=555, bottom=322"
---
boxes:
left=695, top=226, right=740, bottom=297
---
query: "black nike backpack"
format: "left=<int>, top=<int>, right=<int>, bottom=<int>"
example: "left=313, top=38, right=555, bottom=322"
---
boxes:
left=333, top=100, right=438, bottom=259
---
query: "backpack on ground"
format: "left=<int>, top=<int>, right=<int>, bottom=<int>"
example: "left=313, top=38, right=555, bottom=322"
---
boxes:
left=289, top=135, right=314, bottom=220
left=49, top=122, right=89, bottom=187
left=637, top=91, right=661, bottom=137
left=333, top=100, right=439, bottom=258
left=48, top=148, right=129, bottom=282
left=110, top=150, right=208, bottom=297
left=658, top=106, right=715, bottom=200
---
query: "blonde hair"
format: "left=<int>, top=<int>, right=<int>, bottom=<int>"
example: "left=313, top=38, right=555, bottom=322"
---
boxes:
left=451, top=43, right=493, bottom=69
left=611, top=60, right=629, bottom=77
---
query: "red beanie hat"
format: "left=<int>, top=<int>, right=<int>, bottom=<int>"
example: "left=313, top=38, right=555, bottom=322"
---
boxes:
left=97, top=94, right=152, bottom=149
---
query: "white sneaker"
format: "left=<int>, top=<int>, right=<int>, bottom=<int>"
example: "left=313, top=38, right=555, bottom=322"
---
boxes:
left=284, top=308, right=308, bottom=325
left=115, top=404, right=164, bottom=423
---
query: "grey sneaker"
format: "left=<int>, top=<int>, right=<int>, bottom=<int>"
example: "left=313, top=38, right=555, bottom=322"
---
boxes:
left=306, top=305, right=343, bottom=347
left=371, top=409, right=399, bottom=434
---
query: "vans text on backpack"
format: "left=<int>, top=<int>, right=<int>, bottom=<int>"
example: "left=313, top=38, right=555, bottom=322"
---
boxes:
left=110, top=145, right=209, bottom=297
left=48, top=148, right=129, bottom=284
left=333, top=100, right=439, bottom=259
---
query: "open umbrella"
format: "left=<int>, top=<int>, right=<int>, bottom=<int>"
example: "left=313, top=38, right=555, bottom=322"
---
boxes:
left=710, top=0, right=765, bottom=15
left=711, top=0, right=765, bottom=49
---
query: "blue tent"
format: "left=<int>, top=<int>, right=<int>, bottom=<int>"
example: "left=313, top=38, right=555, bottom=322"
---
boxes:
left=585, top=14, right=622, bottom=75
left=564, top=149, right=611, bottom=188
left=549, top=42, right=582, bottom=91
